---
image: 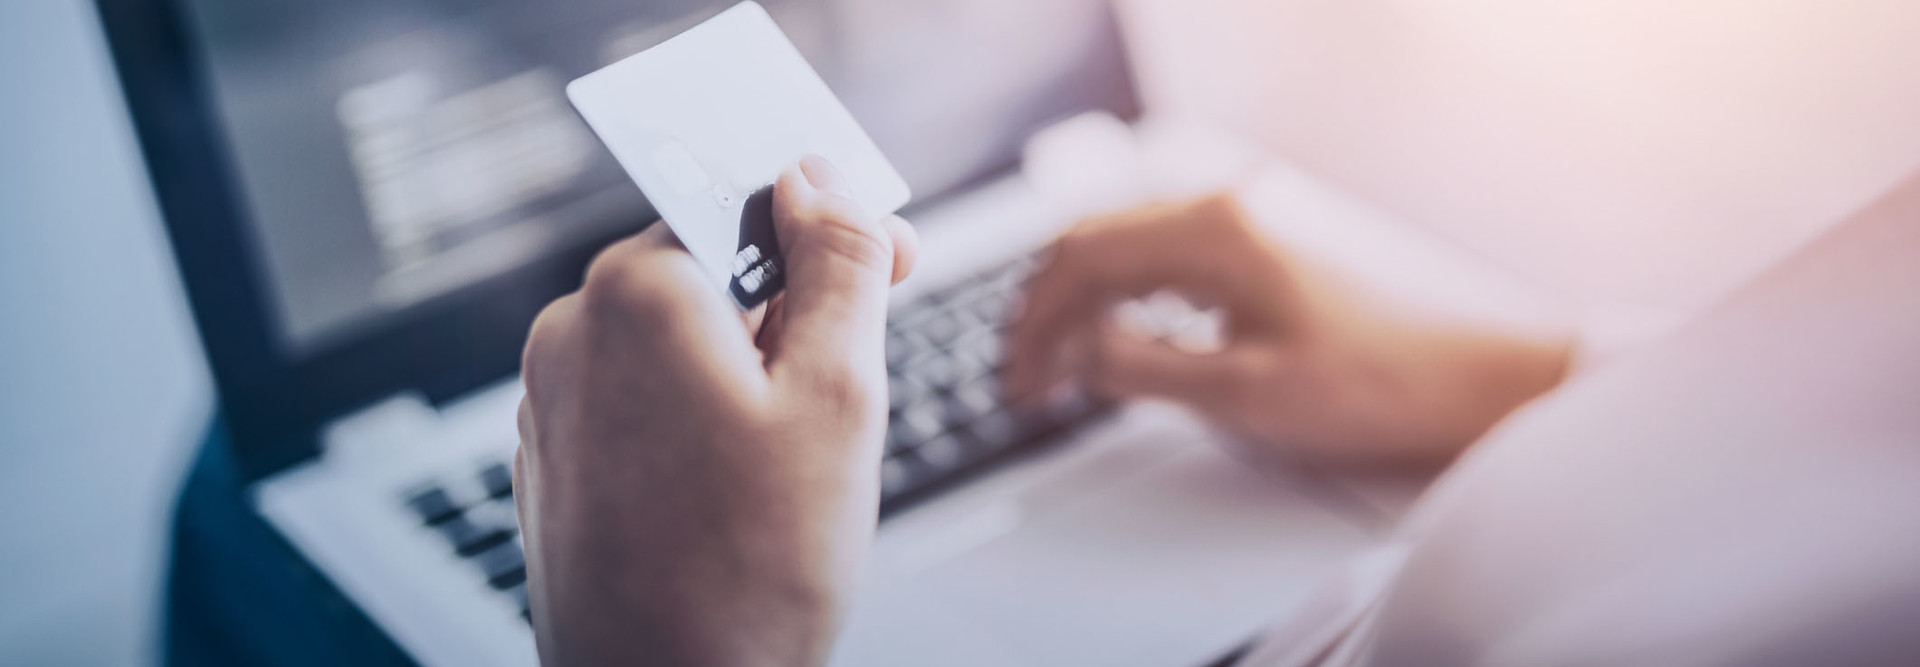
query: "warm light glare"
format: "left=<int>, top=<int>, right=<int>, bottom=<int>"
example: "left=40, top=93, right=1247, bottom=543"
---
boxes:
left=1125, top=0, right=1920, bottom=317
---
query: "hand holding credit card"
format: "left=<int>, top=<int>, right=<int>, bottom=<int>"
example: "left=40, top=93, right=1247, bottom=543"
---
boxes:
left=566, top=1, right=912, bottom=309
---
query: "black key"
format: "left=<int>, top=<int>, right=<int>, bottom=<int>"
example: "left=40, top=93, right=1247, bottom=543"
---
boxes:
left=951, top=352, right=990, bottom=383
left=436, top=514, right=513, bottom=557
left=961, top=373, right=1010, bottom=405
left=884, top=421, right=915, bottom=454
left=490, top=566, right=527, bottom=591
left=915, top=434, right=968, bottom=471
left=942, top=394, right=990, bottom=431
left=935, top=282, right=983, bottom=311
left=888, top=375, right=927, bottom=413
left=879, top=454, right=930, bottom=500
left=957, top=331, right=1004, bottom=366
left=891, top=404, right=944, bottom=448
left=889, top=301, right=936, bottom=331
left=909, top=353, right=966, bottom=389
left=879, top=457, right=909, bottom=496
left=970, top=290, right=1012, bottom=325
left=885, top=331, right=924, bottom=368
left=406, top=486, right=461, bottom=525
left=965, top=409, right=1037, bottom=448
left=951, top=380, right=998, bottom=415
left=473, top=540, right=527, bottom=589
left=995, top=255, right=1036, bottom=282
left=479, top=462, right=514, bottom=499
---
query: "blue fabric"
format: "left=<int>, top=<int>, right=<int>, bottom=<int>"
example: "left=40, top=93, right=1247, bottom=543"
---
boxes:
left=164, top=417, right=413, bottom=666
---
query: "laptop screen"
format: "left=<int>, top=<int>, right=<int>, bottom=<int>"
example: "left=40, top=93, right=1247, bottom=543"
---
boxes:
left=173, top=0, right=1138, bottom=355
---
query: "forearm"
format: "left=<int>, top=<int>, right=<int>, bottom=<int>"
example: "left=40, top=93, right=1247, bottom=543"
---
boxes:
left=526, top=488, right=848, bottom=667
left=536, top=563, right=838, bottom=667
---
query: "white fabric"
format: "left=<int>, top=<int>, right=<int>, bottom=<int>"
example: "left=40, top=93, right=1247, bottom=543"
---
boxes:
left=1241, top=176, right=1920, bottom=665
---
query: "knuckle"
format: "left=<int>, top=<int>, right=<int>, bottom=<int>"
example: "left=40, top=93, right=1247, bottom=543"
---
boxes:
left=1062, top=214, right=1114, bottom=242
left=1197, top=193, right=1256, bottom=236
left=1196, top=191, right=1244, bottom=216
left=579, top=247, right=680, bottom=322
left=520, top=295, right=578, bottom=392
left=515, top=397, right=535, bottom=441
left=511, top=447, right=530, bottom=496
left=580, top=245, right=643, bottom=303
left=1053, top=227, right=1087, bottom=255
left=797, top=205, right=893, bottom=272
left=1051, top=225, right=1098, bottom=265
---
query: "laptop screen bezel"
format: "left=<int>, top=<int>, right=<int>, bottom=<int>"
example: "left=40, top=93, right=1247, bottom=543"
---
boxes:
left=92, top=0, right=1140, bottom=482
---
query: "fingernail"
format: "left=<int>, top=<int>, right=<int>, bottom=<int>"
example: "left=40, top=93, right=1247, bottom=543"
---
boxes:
left=799, top=155, right=852, bottom=196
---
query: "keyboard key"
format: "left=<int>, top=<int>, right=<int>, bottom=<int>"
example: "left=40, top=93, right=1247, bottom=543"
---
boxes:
left=969, top=290, right=1012, bottom=325
left=435, top=514, right=513, bottom=557
left=965, top=409, right=1039, bottom=448
left=881, top=453, right=946, bottom=502
left=879, top=457, right=916, bottom=498
left=886, top=331, right=926, bottom=367
left=917, top=434, right=966, bottom=470
left=490, top=566, right=527, bottom=590
left=893, top=404, right=944, bottom=445
left=909, top=353, right=969, bottom=389
left=956, top=332, right=1003, bottom=366
left=942, top=394, right=989, bottom=431
left=871, top=254, right=1109, bottom=513
left=479, top=462, right=514, bottom=499
left=405, top=486, right=461, bottom=526
left=885, top=423, right=917, bottom=454
left=918, top=312, right=967, bottom=346
left=953, top=380, right=997, bottom=414
left=944, top=349, right=991, bottom=384
left=888, top=375, right=927, bottom=412
left=472, top=540, right=527, bottom=589
left=888, top=301, right=936, bottom=331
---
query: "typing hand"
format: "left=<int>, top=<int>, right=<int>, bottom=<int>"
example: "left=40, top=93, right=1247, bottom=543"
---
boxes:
left=1006, top=193, right=1570, bottom=467
left=513, top=157, right=916, bottom=667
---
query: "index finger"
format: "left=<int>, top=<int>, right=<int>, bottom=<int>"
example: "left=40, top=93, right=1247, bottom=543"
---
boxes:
left=572, top=223, right=771, bottom=396
left=1003, top=201, right=1237, bottom=397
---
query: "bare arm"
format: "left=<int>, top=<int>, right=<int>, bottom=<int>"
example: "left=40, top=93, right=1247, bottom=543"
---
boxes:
left=1006, top=193, right=1571, bottom=467
left=513, top=157, right=917, bottom=666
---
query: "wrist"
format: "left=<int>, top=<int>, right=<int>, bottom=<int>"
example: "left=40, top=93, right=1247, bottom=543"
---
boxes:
left=532, top=491, right=852, bottom=667
left=1449, top=327, right=1575, bottom=435
left=542, top=546, right=844, bottom=667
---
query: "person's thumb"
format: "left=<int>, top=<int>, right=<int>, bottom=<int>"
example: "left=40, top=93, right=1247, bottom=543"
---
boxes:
left=764, top=156, right=899, bottom=395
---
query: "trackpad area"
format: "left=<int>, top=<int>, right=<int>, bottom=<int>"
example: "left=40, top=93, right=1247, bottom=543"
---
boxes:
left=832, top=405, right=1380, bottom=667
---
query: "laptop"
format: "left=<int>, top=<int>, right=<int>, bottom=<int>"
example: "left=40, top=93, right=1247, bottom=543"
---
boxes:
left=97, top=0, right=1389, bottom=664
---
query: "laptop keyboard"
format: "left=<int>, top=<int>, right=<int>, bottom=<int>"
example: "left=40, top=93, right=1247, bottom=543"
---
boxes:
left=403, top=254, right=1107, bottom=624
left=878, top=255, right=1105, bottom=510
left=405, top=461, right=531, bottom=619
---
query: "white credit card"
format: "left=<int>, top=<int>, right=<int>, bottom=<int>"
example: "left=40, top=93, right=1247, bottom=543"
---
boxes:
left=566, top=1, right=912, bottom=309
